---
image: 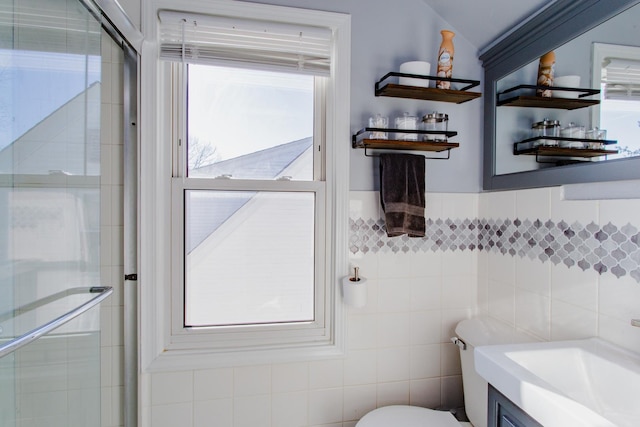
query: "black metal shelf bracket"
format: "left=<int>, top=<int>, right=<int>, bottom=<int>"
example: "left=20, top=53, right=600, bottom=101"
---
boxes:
left=352, top=127, right=458, bottom=148
left=361, top=145, right=453, bottom=160
left=375, top=72, right=480, bottom=93
left=497, top=84, right=600, bottom=104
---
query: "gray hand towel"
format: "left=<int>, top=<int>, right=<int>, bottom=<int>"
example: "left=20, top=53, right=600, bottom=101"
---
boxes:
left=379, top=153, right=426, bottom=237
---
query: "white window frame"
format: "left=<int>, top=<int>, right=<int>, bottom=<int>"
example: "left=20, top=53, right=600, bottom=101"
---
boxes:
left=139, top=0, right=350, bottom=370
left=592, top=43, right=640, bottom=141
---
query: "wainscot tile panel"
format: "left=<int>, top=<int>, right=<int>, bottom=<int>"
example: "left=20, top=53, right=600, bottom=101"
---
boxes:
left=350, top=217, right=640, bottom=283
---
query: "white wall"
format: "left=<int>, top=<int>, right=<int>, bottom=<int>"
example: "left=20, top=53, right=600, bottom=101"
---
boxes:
left=117, top=0, right=141, bottom=30
left=142, top=185, right=640, bottom=427
left=143, top=190, right=478, bottom=427
left=106, top=1, right=640, bottom=426
left=137, top=1, right=484, bottom=424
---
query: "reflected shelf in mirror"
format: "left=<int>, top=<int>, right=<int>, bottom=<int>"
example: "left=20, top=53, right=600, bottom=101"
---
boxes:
left=481, top=0, right=640, bottom=191
left=497, top=84, right=600, bottom=110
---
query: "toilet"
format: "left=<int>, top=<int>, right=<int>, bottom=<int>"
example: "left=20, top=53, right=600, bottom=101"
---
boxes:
left=355, top=316, right=535, bottom=427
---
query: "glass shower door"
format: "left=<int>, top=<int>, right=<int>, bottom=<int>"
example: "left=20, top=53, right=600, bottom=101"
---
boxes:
left=0, top=0, right=105, bottom=425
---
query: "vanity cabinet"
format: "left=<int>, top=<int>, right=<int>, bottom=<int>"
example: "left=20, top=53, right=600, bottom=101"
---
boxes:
left=488, top=385, right=542, bottom=427
left=351, top=72, right=480, bottom=158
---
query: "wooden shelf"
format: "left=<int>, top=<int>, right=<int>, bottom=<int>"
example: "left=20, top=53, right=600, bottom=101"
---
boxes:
left=355, top=139, right=459, bottom=159
left=498, top=95, right=600, bottom=110
left=513, top=136, right=618, bottom=163
left=353, top=71, right=481, bottom=158
left=374, top=72, right=481, bottom=104
left=376, top=84, right=482, bottom=104
left=513, top=136, right=618, bottom=157
left=515, top=146, right=618, bottom=158
left=356, top=139, right=459, bottom=152
left=352, top=128, right=459, bottom=158
left=497, top=84, right=600, bottom=110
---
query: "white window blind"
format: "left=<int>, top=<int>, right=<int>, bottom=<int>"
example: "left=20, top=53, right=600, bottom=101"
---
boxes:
left=603, top=58, right=640, bottom=100
left=1, top=1, right=101, bottom=54
left=158, top=10, right=332, bottom=76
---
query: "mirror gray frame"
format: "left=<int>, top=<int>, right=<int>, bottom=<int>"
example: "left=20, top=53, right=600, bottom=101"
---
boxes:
left=481, top=0, right=640, bottom=191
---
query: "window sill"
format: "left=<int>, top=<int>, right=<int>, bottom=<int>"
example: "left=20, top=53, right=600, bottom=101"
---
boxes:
left=145, top=331, right=346, bottom=371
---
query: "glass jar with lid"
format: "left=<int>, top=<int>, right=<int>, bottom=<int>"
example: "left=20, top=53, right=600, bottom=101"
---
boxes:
left=368, top=113, right=388, bottom=139
left=531, top=118, right=560, bottom=146
left=394, top=112, right=418, bottom=141
left=422, top=112, right=449, bottom=141
left=559, top=122, right=586, bottom=148
left=585, top=127, right=606, bottom=149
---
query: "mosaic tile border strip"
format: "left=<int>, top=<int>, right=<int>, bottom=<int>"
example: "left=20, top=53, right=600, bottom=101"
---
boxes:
left=349, top=217, right=640, bottom=282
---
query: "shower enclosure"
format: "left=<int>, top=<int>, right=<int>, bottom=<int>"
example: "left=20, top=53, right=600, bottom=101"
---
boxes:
left=0, top=0, right=138, bottom=425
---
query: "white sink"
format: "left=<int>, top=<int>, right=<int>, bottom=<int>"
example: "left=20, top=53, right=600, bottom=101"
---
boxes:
left=475, top=337, right=640, bottom=427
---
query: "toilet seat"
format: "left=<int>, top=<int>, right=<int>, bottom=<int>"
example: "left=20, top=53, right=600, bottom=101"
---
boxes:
left=355, top=405, right=468, bottom=426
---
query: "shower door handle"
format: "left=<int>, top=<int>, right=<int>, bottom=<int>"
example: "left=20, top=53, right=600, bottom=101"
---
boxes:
left=0, top=286, right=113, bottom=359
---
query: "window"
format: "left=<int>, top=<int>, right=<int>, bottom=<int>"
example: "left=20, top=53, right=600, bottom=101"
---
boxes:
left=141, top=2, right=350, bottom=369
left=180, top=64, right=321, bottom=330
left=592, top=43, right=640, bottom=159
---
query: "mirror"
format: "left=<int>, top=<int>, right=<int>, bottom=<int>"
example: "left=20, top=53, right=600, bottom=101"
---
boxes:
left=481, top=0, right=640, bottom=191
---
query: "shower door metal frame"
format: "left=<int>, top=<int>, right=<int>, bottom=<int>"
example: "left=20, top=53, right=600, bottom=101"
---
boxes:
left=0, top=0, right=140, bottom=424
left=1, top=0, right=140, bottom=425
left=122, top=41, right=139, bottom=427
left=84, top=1, right=141, bottom=426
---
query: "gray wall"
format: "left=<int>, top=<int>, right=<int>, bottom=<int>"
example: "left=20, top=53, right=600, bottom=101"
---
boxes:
left=231, top=0, right=485, bottom=192
left=116, top=0, right=485, bottom=191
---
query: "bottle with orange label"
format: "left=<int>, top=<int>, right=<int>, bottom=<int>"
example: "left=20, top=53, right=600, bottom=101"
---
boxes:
left=436, top=30, right=455, bottom=89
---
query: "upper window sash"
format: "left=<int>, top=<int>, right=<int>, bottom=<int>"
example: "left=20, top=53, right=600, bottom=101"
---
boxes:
left=169, top=62, right=326, bottom=182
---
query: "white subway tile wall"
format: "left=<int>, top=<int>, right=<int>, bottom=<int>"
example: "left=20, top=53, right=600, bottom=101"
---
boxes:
left=479, top=189, right=640, bottom=353
left=142, top=188, right=640, bottom=427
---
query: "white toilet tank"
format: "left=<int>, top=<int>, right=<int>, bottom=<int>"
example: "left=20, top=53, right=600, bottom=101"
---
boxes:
left=453, top=317, right=536, bottom=427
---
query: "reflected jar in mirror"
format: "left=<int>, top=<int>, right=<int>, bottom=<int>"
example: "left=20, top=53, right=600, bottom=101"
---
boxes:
left=532, top=118, right=560, bottom=146
left=422, top=112, right=448, bottom=141
left=586, top=127, right=607, bottom=140
left=560, top=122, right=586, bottom=148
left=585, top=128, right=606, bottom=149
